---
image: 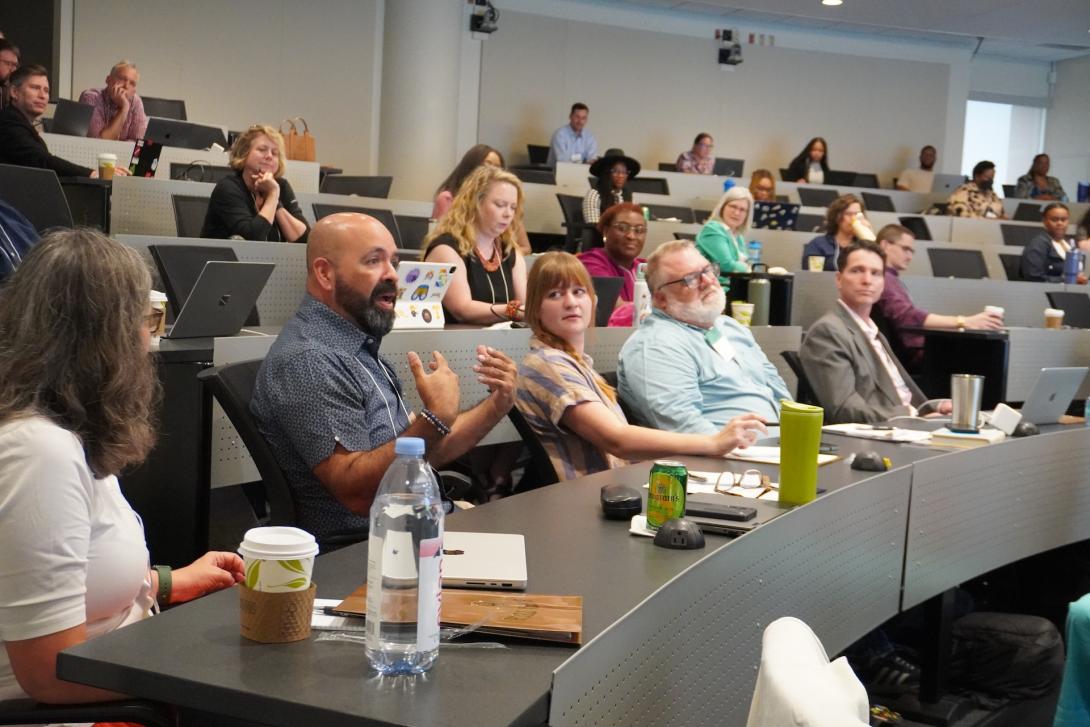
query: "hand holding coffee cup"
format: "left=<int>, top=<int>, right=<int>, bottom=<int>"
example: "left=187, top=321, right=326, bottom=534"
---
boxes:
left=966, top=306, right=1005, bottom=330
left=1045, top=308, right=1065, bottom=329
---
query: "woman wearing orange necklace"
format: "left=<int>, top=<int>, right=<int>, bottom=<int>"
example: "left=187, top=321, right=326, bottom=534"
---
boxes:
left=423, top=165, right=528, bottom=324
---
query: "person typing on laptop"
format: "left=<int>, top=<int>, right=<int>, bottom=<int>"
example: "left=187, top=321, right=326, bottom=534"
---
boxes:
left=251, top=213, right=518, bottom=541
left=617, top=240, right=790, bottom=434
left=799, top=241, right=950, bottom=424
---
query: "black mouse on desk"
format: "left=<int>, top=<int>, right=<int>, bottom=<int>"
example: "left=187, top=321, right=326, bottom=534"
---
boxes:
left=653, top=518, right=705, bottom=550
left=600, top=484, right=642, bottom=520
left=851, top=451, right=890, bottom=472
left=1012, top=421, right=1040, bottom=438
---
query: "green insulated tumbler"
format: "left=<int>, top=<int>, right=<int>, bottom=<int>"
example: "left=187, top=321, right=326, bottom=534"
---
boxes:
left=778, top=400, right=824, bottom=506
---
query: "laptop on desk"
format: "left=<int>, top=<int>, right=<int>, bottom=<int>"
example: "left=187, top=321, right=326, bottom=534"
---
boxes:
left=932, top=174, right=966, bottom=195
left=163, top=261, right=273, bottom=339
left=145, top=117, right=228, bottom=151
left=441, top=532, right=528, bottom=590
left=1016, top=367, right=1088, bottom=424
left=50, top=99, right=94, bottom=137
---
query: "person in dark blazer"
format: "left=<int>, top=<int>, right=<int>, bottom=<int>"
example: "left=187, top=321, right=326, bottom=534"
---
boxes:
left=201, top=124, right=308, bottom=243
left=0, top=64, right=93, bottom=178
left=800, top=241, right=949, bottom=424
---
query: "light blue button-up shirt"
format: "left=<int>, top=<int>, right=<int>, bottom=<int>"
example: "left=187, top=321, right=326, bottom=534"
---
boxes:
left=618, top=309, right=791, bottom=433
left=546, top=124, right=598, bottom=167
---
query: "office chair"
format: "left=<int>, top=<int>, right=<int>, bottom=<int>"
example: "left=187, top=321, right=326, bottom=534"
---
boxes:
left=527, top=144, right=550, bottom=165
left=626, top=177, right=670, bottom=196
left=1000, top=223, right=1039, bottom=248
left=148, top=244, right=260, bottom=327
left=599, top=371, right=647, bottom=426
left=169, top=162, right=233, bottom=183
left=673, top=232, right=696, bottom=241
left=0, top=164, right=73, bottom=232
left=1014, top=202, right=1044, bottom=222
left=507, top=407, right=559, bottom=494
left=899, top=216, right=932, bottom=241
left=657, top=162, right=678, bottom=172
left=795, top=213, right=825, bottom=233
left=141, top=96, right=187, bottom=120
left=319, top=175, right=393, bottom=198
left=394, top=215, right=430, bottom=250
left=510, top=166, right=556, bottom=185
left=170, top=194, right=210, bottom=238
left=644, top=204, right=695, bottom=223
left=1002, top=184, right=1017, bottom=198
left=590, top=276, right=623, bottom=327
left=862, top=192, right=895, bottom=213
left=197, top=362, right=368, bottom=550
left=999, top=253, right=1023, bottom=281
left=0, top=698, right=174, bottom=726
left=556, top=193, right=592, bottom=254
left=780, top=351, right=819, bottom=406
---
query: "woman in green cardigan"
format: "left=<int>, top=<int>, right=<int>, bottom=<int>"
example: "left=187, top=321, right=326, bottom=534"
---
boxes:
left=695, top=185, right=754, bottom=292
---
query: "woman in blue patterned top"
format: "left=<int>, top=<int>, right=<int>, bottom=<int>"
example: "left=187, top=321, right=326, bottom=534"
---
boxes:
left=516, top=252, right=766, bottom=481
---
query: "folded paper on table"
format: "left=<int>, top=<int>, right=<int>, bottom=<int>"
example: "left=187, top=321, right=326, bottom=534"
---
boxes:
left=823, top=423, right=933, bottom=444
left=334, top=586, right=582, bottom=645
left=726, top=446, right=838, bottom=466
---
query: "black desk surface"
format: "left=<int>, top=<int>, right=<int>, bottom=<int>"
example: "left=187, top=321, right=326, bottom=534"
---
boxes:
left=59, top=434, right=939, bottom=727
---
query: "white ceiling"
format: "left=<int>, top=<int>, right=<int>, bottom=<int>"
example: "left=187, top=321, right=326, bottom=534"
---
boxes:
left=600, top=0, right=1090, bottom=61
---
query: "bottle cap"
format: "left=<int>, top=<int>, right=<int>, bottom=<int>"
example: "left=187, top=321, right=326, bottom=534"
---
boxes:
left=395, top=437, right=425, bottom=456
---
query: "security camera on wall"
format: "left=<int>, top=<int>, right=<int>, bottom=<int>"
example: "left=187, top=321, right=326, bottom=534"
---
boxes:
left=716, top=28, right=743, bottom=67
left=470, top=0, right=499, bottom=36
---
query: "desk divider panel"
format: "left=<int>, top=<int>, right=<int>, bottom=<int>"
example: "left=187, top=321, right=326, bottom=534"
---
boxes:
left=1006, top=327, right=1090, bottom=401
left=112, top=177, right=214, bottom=236
left=790, top=272, right=840, bottom=330
left=294, top=192, right=432, bottom=227
left=550, top=468, right=911, bottom=727
left=902, top=277, right=1062, bottom=328
left=903, top=428, right=1090, bottom=610
left=951, top=217, right=1042, bottom=247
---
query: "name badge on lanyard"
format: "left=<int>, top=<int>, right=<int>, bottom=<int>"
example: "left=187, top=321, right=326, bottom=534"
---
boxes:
left=705, top=327, right=736, bottom=364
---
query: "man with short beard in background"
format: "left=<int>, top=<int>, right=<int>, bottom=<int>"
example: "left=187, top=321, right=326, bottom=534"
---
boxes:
left=251, top=213, right=518, bottom=540
left=618, top=240, right=789, bottom=434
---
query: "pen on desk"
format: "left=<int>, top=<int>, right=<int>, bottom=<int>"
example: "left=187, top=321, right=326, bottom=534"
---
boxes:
left=320, top=606, right=365, bottom=620
left=688, top=472, right=708, bottom=483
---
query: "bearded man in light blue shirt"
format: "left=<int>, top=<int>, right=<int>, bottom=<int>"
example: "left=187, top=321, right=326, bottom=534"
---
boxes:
left=618, top=240, right=791, bottom=433
left=546, top=102, right=598, bottom=168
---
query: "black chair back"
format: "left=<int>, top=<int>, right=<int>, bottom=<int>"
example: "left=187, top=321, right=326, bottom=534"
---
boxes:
left=780, top=351, right=819, bottom=406
left=170, top=194, right=210, bottom=238
left=862, top=192, right=895, bottom=212
left=1014, top=202, right=1044, bottom=222
left=673, top=232, right=696, bottom=241
left=657, top=162, right=678, bottom=172
left=626, top=177, right=670, bottom=196
left=507, top=407, right=559, bottom=493
left=320, top=175, right=393, bottom=198
left=779, top=168, right=793, bottom=182
left=395, top=215, right=430, bottom=250
left=797, top=188, right=838, bottom=208
left=795, top=213, right=825, bottom=233
left=1000, top=223, right=1039, bottom=248
left=713, top=157, right=744, bottom=177
left=899, top=216, right=933, bottom=241
left=1002, top=184, right=1017, bottom=198
left=0, top=698, right=174, bottom=726
left=527, top=144, right=550, bottom=165
left=999, top=253, right=1023, bottom=281
left=511, top=166, right=556, bottom=185
left=927, top=248, right=989, bottom=279
left=0, top=164, right=73, bottom=232
left=312, top=204, right=402, bottom=247
left=197, top=361, right=297, bottom=527
left=170, top=162, right=233, bottom=183
left=853, top=173, right=880, bottom=189
left=556, top=193, right=589, bottom=254
left=590, top=276, right=623, bottom=327
left=148, top=243, right=260, bottom=326
left=141, top=96, right=187, bottom=120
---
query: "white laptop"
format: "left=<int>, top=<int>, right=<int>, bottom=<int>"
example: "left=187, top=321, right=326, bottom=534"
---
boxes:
left=441, top=532, right=528, bottom=590
left=393, top=261, right=457, bottom=330
left=1018, top=367, right=1088, bottom=424
left=932, top=173, right=967, bottom=195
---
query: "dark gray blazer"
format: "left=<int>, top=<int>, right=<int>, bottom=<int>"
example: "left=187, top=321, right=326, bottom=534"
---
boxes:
left=799, top=303, right=925, bottom=424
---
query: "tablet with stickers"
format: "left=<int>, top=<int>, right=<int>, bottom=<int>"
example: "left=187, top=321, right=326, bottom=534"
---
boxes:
left=393, top=261, right=457, bottom=329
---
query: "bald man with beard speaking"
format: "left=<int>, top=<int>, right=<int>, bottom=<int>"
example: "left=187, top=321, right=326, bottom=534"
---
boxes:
left=251, top=213, right=518, bottom=540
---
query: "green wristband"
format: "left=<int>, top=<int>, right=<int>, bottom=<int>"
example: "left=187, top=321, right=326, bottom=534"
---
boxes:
left=153, top=565, right=172, bottom=608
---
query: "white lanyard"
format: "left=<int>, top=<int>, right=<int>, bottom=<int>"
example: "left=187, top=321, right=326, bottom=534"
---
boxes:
left=356, top=354, right=411, bottom=433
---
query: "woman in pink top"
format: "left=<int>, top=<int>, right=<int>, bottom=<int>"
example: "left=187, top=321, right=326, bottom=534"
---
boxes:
left=577, top=202, right=647, bottom=306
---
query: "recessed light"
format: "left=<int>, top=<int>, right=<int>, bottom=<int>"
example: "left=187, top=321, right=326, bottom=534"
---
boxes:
left=822, top=0, right=843, bottom=6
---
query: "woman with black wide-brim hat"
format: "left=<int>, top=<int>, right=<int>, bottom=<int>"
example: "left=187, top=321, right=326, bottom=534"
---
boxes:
left=582, top=148, right=641, bottom=225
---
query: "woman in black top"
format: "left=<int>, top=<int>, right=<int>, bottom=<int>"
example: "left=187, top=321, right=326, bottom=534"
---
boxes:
left=1020, top=202, right=1083, bottom=283
left=422, top=165, right=527, bottom=324
left=786, top=137, right=830, bottom=184
left=201, top=124, right=309, bottom=243
left=581, top=148, right=639, bottom=225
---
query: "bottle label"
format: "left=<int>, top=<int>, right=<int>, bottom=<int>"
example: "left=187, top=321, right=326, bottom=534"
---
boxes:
left=416, top=529, right=443, bottom=652
left=365, top=534, right=384, bottom=643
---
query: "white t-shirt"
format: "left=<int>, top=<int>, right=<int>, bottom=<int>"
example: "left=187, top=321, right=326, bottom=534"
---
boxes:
left=897, top=168, right=934, bottom=193
left=808, top=162, right=824, bottom=185
left=0, top=416, right=153, bottom=701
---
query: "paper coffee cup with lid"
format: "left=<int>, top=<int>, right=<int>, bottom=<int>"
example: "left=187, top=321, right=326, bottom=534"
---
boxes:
left=97, top=152, right=117, bottom=180
left=238, top=526, right=318, bottom=593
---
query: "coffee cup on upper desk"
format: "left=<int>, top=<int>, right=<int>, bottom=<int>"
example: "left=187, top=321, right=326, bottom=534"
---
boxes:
left=730, top=301, right=754, bottom=327
left=97, top=153, right=117, bottom=180
left=807, top=256, right=825, bottom=272
left=1044, top=308, right=1065, bottom=330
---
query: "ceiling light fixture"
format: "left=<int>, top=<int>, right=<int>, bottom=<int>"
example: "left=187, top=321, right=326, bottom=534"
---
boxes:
left=822, top=0, right=843, bottom=5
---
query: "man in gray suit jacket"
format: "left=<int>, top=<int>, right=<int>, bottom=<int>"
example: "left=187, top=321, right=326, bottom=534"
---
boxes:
left=800, top=241, right=950, bottom=424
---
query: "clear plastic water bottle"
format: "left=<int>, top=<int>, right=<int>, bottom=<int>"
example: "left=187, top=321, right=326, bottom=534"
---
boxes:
left=365, top=437, right=444, bottom=675
left=747, top=240, right=762, bottom=266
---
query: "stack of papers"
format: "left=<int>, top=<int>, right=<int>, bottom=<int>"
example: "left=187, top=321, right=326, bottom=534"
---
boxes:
left=725, top=446, right=838, bottom=466
left=823, top=423, right=934, bottom=444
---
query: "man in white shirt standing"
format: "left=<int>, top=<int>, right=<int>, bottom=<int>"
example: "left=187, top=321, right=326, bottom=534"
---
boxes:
left=799, top=241, right=951, bottom=424
left=895, top=145, right=936, bottom=193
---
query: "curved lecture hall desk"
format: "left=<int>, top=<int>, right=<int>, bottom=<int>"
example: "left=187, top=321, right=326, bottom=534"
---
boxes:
left=57, top=421, right=1090, bottom=726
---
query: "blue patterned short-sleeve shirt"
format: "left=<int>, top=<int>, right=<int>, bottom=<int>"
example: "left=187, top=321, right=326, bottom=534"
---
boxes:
left=251, top=295, right=411, bottom=538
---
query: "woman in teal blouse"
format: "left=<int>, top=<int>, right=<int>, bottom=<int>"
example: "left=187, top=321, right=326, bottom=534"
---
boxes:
left=695, top=185, right=754, bottom=292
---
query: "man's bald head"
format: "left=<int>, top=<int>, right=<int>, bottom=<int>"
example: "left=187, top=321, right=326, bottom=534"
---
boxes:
left=306, top=213, right=400, bottom=335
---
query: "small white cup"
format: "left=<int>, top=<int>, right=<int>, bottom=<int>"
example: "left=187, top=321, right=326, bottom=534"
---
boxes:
left=238, top=526, right=318, bottom=593
left=807, top=255, right=826, bottom=272
left=731, top=301, right=755, bottom=326
left=984, top=305, right=1004, bottom=318
left=97, top=153, right=117, bottom=180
